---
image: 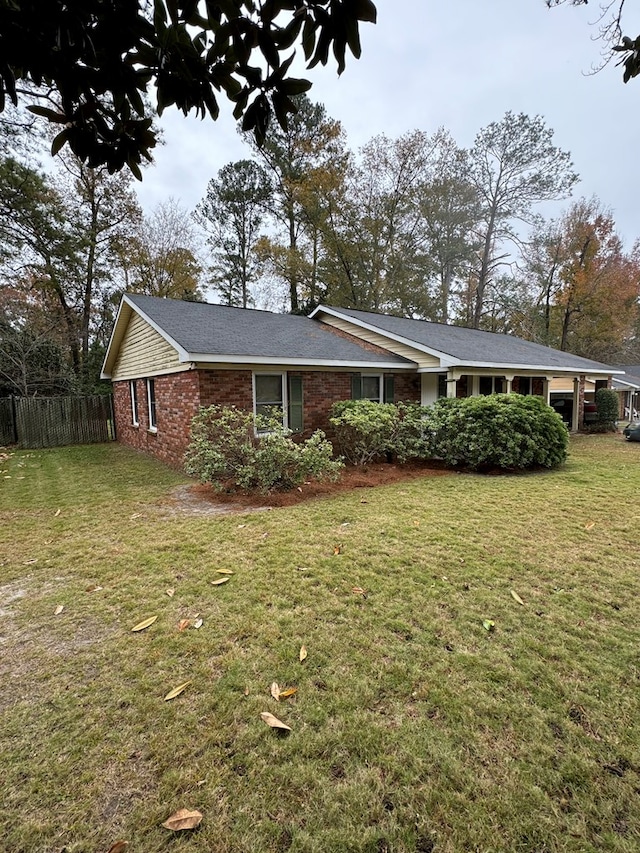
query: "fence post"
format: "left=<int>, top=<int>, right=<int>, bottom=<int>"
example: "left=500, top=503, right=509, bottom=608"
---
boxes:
left=10, top=395, right=18, bottom=445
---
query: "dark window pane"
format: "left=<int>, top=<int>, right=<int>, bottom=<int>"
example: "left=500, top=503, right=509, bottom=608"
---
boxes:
left=255, top=375, right=283, bottom=405
left=361, top=376, right=380, bottom=401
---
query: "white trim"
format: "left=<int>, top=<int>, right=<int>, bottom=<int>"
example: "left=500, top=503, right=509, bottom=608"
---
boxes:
left=253, top=371, right=287, bottom=430
left=187, top=352, right=413, bottom=369
left=360, top=374, right=383, bottom=403
left=146, top=377, right=157, bottom=432
left=130, top=379, right=139, bottom=427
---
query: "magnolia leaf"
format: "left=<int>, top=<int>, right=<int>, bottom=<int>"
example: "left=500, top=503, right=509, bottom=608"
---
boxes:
left=270, top=681, right=280, bottom=701
left=584, top=521, right=596, bottom=530
left=210, top=577, right=230, bottom=586
left=166, top=588, right=175, bottom=597
left=482, top=619, right=495, bottom=632
left=54, top=604, right=64, bottom=615
left=161, top=807, right=203, bottom=830
left=164, top=681, right=192, bottom=701
left=216, top=569, right=234, bottom=575
left=107, top=842, right=129, bottom=853
left=131, top=615, right=157, bottom=632
left=299, top=645, right=307, bottom=662
left=510, top=590, right=525, bottom=606
left=260, top=711, right=291, bottom=731
left=279, top=687, right=298, bottom=699
left=177, top=619, right=192, bottom=632
left=193, top=618, right=203, bottom=629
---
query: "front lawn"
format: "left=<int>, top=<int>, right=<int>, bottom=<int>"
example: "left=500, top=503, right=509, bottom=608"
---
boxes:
left=0, top=436, right=639, bottom=853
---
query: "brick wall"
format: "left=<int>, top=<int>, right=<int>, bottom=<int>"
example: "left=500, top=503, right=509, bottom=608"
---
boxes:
left=113, top=371, right=200, bottom=468
left=113, top=367, right=422, bottom=467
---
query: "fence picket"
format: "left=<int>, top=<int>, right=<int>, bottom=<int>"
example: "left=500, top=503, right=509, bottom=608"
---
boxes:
left=0, top=396, right=114, bottom=449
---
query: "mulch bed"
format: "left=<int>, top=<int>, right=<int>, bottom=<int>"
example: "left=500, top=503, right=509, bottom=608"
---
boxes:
left=187, top=459, right=454, bottom=509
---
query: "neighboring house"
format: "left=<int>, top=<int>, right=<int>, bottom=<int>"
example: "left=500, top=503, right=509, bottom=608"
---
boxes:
left=612, top=365, right=640, bottom=421
left=101, top=294, right=622, bottom=467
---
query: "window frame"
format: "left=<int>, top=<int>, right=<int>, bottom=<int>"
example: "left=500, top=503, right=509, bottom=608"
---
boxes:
left=146, top=377, right=157, bottom=432
left=130, top=379, right=139, bottom=427
left=253, top=371, right=287, bottom=431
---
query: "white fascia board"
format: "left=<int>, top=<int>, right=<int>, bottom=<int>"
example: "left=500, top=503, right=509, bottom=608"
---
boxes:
left=311, top=305, right=447, bottom=361
left=433, top=360, right=622, bottom=376
left=187, top=353, right=416, bottom=370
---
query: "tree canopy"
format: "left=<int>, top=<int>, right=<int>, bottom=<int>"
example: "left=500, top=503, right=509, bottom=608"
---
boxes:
left=0, top=0, right=376, bottom=177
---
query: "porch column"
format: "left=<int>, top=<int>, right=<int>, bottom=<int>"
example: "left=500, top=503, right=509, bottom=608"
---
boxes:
left=470, top=375, right=480, bottom=397
left=542, top=379, right=550, bottom=405
left=571, top=376, right=585, bottom=432
left=446, top=370, right=457, bottom=398
left=504, top=375, right=513, bottom=394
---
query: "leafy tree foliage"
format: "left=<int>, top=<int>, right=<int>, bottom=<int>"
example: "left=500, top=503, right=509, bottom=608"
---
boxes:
left=0, top=0, right=376, bottom=176
left=194, top=160, right=272, bottom=307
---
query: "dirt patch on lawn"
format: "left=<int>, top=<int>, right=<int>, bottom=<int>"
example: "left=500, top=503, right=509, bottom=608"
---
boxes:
left=164, top=459, right=454, bottom=515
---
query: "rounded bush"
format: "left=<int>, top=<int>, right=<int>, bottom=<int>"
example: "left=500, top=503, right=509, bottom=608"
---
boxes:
left=593, top=387, right=619, bottom=432
left=427, top=394, right=568, bottom=471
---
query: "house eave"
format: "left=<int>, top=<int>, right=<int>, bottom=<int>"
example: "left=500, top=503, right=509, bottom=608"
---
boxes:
left=185, top=353, right=417, bottom=370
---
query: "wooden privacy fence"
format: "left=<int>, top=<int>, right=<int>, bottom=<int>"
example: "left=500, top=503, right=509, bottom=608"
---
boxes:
left=0, top=395, right=115, bottom=449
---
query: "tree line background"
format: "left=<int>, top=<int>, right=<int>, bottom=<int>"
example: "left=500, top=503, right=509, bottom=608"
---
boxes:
left=1, top=95, right=639, bottom=398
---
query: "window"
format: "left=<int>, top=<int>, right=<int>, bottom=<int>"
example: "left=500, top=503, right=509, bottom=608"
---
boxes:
left=130, top=380, right=139, bottom=426
left=254, top=373, right=285, bottom=429
left=352, top=374, right=390, bottom=403
left=146, top=378, right=157, bottom=431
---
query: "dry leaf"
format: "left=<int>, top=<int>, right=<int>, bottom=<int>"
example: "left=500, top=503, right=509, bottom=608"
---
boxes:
left=360, top=499, right=368, bottom=504
left=584, top=521, right=596, bottom=530
left=352, top=586, right=367, bottom=596
left=54, top=508, right=61, bottom=517
left=164, top=681, right=192, bottom=701
left=333, top=544, right=342, bottom=555
left=279, top=687, right=298, bottom=699
left=54, top=604, right=64, bottom=615
left=86, top=585, right=103, bottom=593
left=107, top=842, right=129, bottom=853
left=177, top=619, right=192, bottom=632
left=193, top=618, right=203, bottom=629
left=130, top=513, right=142, bottom=520
left=260, top=711, right=291, bottom=731
left=131, top=615, right=158, bottom=632
left=211, top=577, right=230, bottom=586
left=216, top=569, right=234, bottom=575
left=166, top=588, right=175, bottom=597
left=237, top=524, right=246, bottom=529
left=299, top=645, right=307, bottom=662
left=161, top=807, right=203, bottom=831
left=244, top=686, right=250, bottom=696
left=270, top=681, right=281, bottom=701
left=510, top=589, right=525, bottom=606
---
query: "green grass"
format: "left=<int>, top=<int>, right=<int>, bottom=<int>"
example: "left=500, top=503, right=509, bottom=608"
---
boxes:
left=0, top=436, right=639, bottom=853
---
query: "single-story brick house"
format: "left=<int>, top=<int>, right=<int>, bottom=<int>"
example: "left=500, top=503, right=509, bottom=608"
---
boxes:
left=101, top=294, right=622, bottom=467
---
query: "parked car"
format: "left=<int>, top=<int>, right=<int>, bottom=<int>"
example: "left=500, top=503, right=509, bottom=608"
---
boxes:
left=623, top=422, right=640, bottom=442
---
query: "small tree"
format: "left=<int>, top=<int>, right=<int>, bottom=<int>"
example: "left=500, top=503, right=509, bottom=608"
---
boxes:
left=594, top=387, right=619, bottom=432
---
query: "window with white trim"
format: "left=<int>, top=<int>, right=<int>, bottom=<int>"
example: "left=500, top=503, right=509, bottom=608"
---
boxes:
left=130, top=380, right=139, bottom=426
left=361, top=375, right=382, bottom=402
left=254, top=373, right=286, bottom=430
left=147, top=378, right=157, bottom=431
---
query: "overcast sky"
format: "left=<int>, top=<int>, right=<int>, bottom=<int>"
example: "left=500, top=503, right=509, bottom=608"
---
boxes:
left=135, top=0, right=639, bottom=249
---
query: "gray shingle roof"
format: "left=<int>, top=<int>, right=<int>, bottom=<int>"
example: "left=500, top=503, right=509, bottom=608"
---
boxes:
left=126, top=294, right=413, bottom=366
left=612, top=365, right=640, bottom=387
left=322, top=306, right=619, bottom=373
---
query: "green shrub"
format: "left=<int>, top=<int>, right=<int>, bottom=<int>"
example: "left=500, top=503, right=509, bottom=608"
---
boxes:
left=329, top=399, right=431, bottom=465
left=593, top=387, right=619, bottom=432
left=428, top=394, right=568, bottom=471
left=185, top=405, right=343, bottom=493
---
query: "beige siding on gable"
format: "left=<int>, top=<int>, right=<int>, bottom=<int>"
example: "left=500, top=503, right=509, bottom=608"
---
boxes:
left=111, top=313, right=183, bottom=380
left=319, top=315, right=439, bottom=369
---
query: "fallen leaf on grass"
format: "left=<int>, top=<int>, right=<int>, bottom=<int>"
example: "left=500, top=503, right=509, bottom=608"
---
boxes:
left=164, top=681, right=192, bottom=701
left=106, top=842, right=128, bottom=853
left=177, top=619, right=192, bottom=632
left=86, top=585, right=103, bottom=593
left=216, top=569, right=234, bottom=575
left=510, top=590, right=525, bottom=606
left=271, top=681, right=281, bottom=701
left=54, top=604, right=64, bottom=615
left=193, top=618, right=203, bottom=629
left=130, top=513, right=142, bottom=520
left=333, top=544, right=343, bottom=555
left=210, top=577, right=230, bottom=586
left=352, top=586, right=367, bottom=597
left=131, top=616, right=157, bottom=632
left=584, top=521, right=596, bottom=530
left=260, top=711, right=291, bottom=731
left=299, top=645, right=307, bottom=662
left=279, top=687, right=298, bottom=699
left=166, top=588, right=175, bottom=597
left=162, top=808, right=203, bottom=830
left=54, top=508, right=61, bottom=517
left=482, top=619, right=495, bottom=632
